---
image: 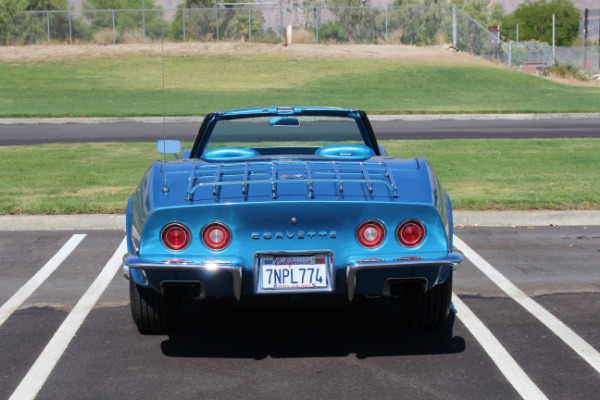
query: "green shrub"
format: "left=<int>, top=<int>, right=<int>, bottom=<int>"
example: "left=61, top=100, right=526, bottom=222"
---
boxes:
left=318, top=22, right=349, bottom=43
left=544, top=61, right=589, bottom=81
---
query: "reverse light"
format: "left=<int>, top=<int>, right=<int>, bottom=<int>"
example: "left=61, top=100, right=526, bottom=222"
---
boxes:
left=202, top=222, right=231, bottom=251
left=397, top=220, right=426, bottom=247
left=357, top=220, right=385, bottom=248
left=161, top=223, right=191, bottom=251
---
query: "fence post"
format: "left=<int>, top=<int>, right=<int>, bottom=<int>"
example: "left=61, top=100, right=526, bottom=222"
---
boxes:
left=508, top=41, right=512, bottom=67
left=183, top=9, right=186, bottom=42
left=46, top=11, right=50, bottom=44
left=280, top=0, right=284, bottom=40
left=112, top=10, right=116, bottom=45
left=215, top=3, right=219, bottom=41
left=142, top=0, right=146, bottom=42
left=315, top=7, right=319, bottom=44
left=385, top=6, right=388, bottom=44
left=68, top=11, right=73, bottom=44
left=552, top=14, right=555, bottom=59
left=452, top=5, right=457, bottom=47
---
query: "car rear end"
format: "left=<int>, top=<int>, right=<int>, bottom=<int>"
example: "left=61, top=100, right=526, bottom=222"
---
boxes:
left=125, top=160, right=459, bottom=304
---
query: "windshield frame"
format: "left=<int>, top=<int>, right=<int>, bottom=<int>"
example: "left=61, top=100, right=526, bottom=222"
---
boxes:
left=190, top=107, right=379, bottom=159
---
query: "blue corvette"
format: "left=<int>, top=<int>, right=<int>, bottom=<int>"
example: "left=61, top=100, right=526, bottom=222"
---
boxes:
left=123, top=107, right=462, bottom=334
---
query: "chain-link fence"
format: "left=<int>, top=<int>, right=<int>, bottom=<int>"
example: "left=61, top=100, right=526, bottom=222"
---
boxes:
left=3, top=5, right=599, bottom=74
left=502, top=42, right=600, bottom=72
left=2, top=6, right=487, bottom=48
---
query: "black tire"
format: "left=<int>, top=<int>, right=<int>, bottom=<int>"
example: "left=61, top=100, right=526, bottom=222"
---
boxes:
left=129, top=278, right=173, bottom=334
left=410, top=270, right=453, bottom=329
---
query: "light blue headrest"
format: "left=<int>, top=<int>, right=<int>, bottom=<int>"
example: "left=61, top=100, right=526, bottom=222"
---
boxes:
left=201, top=147, right=260, bottom=162
left=314, top=145, right=375, bottom=160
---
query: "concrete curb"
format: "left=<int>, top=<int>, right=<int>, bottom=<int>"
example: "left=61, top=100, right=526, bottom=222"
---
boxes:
left=0, top=214, right=126, bottom=231
left=369, top=113, right=600, bottom=122
left=0, top=211, right=598, bottom=231
left=1, top=113, right=600, bottom=125
left=453, top=210, right=600, bottom=227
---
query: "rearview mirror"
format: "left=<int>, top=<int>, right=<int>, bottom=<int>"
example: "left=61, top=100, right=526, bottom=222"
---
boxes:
left=157, top=140, right=181, bottom=155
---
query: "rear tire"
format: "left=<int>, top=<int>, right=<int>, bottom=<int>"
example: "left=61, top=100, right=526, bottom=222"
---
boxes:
left=129, top=278, right=173, bottom=334
left=410, top=270, right=453, bottom=329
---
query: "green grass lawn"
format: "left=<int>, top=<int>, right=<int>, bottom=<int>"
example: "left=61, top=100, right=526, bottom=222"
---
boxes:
left=1, top=139, right=598, bottom=215
left=2, top=54, right=600, bottom=117
left=1, top=49, right=599, bottom=214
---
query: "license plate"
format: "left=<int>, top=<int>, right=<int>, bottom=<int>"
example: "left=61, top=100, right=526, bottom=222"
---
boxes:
left=260, top=255, right=328, bottom=290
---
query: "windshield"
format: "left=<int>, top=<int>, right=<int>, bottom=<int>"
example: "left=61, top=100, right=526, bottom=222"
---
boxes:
left=204, top=115, right=367, bottom=153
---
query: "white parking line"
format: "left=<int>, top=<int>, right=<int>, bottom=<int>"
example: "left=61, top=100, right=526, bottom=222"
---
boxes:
left=453, top=235, right=600, bottom=375
left=453, top=294, right=548, bottom=400
left=8, top=237, right=127, bottom=400
left=0, top=234, right=86, bottom=328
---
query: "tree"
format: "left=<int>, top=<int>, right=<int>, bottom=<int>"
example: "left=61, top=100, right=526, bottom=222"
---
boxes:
left=171, top=0, right=270, bottom=42
left=388, top=0, right=449, bottom=46
left=324, top=0, right=385, bottom=43
left=170, top=0, right=216, bottom=41
left=500, top=0, right=580, bottom=46
left=489, top=2, right=505, bottom=26
left=450, top=0, right=490, bottom=26
left=83, top=0, right=166, bottom=40
left=1, top=0, right=91, bottom=44
left=0, top=0, right=22, bottom=44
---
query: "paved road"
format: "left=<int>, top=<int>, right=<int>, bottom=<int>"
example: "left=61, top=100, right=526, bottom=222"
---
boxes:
left=1, top=118, right=600, bottom=145
left=1, top=227, right=599, bottom=399
left=373, top=118, right=600, bottom=140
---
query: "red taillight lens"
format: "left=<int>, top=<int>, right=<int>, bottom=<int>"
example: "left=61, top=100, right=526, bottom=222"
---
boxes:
left=161, top=223, right=191, bottom=251
left=357, top=220, right=385, bottom=248
left=397, top=220, right=425, bottom=247
left=202, top=222, right=231, bottom=251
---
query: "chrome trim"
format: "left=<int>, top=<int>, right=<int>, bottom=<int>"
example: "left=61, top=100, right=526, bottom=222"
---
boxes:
left=201, top=221, right=231, bottom=251
left=123, top=253, right=242, bottom=300
left=160, top=222, right=191, bottom=252
left=356, top=219, right=386, bottom=248
left=346, top=252, right=462, bottom=301
left=396, top=219, right=426, bottom=248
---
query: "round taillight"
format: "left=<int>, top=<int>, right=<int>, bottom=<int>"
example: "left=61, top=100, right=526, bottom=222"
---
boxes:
left=202, top=222, right=231, bottom=251
left=397, top=220, right=425, bottom=247
left=161, top=223, right=191, bottom=251
left=357, top=220, right=385, bottom=248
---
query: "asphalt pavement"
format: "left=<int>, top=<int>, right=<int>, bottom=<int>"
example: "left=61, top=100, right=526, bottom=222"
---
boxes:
left=2, top=113, right=600, bottom=145
left=2, top=226, right=599, bottom=399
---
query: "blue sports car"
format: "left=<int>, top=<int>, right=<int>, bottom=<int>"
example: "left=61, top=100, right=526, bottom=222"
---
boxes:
left=123, top=107, right=462, bottom=334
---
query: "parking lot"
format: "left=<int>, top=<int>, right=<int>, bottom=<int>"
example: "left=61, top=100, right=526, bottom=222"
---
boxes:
left=1, top=225, right=599, bottom=400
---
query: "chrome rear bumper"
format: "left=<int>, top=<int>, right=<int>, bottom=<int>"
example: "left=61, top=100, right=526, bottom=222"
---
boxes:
left=346, top=252, right=463, bottom=300
left=123, top=252, right=462, bottom=302
left=123, top=254, right=243, bottom=300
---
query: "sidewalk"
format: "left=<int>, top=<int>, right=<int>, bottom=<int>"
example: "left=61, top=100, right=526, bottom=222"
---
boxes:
left=1, top=211, right=598, bottom=231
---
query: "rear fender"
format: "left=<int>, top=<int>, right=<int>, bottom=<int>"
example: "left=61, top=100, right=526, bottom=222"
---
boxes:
left=445, top=192, right=454, bottom=251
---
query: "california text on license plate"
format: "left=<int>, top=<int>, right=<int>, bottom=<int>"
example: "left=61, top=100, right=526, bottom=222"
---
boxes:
left=261, top=255, right=328, bottom=290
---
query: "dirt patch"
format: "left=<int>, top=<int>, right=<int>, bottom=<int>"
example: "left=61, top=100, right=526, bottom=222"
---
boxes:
left=3, top=42, right=596, bottom=86
left=542, top=75, right=600, bottom=87
left=0, top=41, right=483, bottom=64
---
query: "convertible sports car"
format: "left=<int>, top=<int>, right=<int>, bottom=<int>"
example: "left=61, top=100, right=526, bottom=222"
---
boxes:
left=123, top=107, right=462, bottom=334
